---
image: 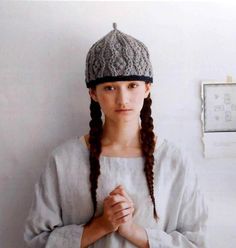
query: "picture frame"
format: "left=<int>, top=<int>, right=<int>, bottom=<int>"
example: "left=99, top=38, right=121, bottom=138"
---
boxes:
left=201, top=82, right=236, bottom=133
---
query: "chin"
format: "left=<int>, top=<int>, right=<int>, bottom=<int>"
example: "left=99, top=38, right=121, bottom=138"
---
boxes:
left=115, top=114, right=139, bottom=122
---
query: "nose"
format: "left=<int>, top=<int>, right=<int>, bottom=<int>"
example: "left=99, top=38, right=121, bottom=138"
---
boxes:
left=115, top=87, right=129, bottom=107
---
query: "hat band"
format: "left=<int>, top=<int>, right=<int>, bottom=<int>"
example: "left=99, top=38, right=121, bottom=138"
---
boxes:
left=86, top=75, right=153, bottom=88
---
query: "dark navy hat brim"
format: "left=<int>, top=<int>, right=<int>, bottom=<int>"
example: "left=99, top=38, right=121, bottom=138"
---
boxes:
left=86, top=75, right=153, bottom=88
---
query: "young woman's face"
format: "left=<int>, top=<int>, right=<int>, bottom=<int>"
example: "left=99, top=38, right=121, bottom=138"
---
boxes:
left=89, top=81, right=151, bottom=122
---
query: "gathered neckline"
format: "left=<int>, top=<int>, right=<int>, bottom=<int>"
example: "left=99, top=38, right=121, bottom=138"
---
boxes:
left=77, top=135, right=167, bottom=160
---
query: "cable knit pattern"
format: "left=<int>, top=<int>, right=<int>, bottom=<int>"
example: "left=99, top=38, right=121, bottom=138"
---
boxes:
left=85, top=23, right=153, bottom=87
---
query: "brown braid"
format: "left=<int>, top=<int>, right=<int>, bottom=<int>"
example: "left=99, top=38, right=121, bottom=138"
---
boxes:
left=84, top=96, right=103, bottom=226
left=84, top=82, right=159, bottom=226
left=140, top=92, right=159, bottom=222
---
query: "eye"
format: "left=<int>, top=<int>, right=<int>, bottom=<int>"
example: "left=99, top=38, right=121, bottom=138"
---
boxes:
left=104, top=85, right=115, bottom=91
left=129, top=82, right=139, bottom=88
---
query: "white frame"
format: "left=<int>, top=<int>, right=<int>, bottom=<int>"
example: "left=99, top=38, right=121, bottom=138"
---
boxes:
left=201, top=81, right=236, bottom=133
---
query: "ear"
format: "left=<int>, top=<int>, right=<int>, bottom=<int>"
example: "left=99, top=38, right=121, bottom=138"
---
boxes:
left=89, top=88, right=98, bottom=102
left=144, top=83, right=151, bottom=98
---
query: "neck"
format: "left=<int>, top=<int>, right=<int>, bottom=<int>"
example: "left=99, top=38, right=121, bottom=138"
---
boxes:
left=102, top=118, right=141, bottom=149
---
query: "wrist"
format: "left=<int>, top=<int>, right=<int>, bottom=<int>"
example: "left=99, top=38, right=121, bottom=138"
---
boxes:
left=81, top=216, right=112, bottom=248
left=95, top=215, right=114, bottom=235
left=118, top=222, right=135, bottom=237
left=118, top=223, right=149, bottom=248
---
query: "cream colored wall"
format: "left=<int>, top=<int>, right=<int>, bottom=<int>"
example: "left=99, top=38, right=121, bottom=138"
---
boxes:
left=0, top=2, right=235, bottom=247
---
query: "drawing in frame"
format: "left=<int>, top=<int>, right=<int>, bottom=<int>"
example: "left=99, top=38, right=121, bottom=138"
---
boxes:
left=201, top=82, right=236, bottom=133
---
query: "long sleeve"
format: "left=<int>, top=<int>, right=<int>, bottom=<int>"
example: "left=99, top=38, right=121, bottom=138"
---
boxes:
left=144, top=150, right=208, bottom=248
left=24, top=153, right=85, bottom=248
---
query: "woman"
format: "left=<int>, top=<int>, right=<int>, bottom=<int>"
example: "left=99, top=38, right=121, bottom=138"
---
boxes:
left=24, top=23, right=208, bottom=248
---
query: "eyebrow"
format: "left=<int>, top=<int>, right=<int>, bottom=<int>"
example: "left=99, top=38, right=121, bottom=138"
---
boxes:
left=103, top=81, right=138, bottom=85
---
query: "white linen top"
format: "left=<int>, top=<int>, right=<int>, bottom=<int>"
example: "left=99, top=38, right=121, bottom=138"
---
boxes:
left=24, top=135, right=208, bottom=248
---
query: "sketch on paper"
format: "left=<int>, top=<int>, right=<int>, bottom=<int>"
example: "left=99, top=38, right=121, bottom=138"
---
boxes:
left=203, top=83, right=236, bottom=132
left=201, top=81, right=236, bottom=158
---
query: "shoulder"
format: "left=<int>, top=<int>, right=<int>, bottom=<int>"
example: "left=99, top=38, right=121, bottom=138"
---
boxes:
left=155, top=137, right=184, bottom=162
left=40, top=135, right=90, bottom=179
left=154, top=138, right=193, bottom=175
left=49, top=135, right=88, bottom=163
left=154, top=139, right=200, bottom=194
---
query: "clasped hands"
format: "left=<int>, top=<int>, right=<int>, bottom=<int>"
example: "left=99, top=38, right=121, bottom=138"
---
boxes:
left=101, top=185, right=135, bottom=236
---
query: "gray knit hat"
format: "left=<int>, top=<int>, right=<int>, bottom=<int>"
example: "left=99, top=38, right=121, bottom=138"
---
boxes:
left=85, top=23, right=153, bottom=88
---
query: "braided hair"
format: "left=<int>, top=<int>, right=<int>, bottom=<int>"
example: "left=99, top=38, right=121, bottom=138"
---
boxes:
left=85, top=82, right=159, bottom=226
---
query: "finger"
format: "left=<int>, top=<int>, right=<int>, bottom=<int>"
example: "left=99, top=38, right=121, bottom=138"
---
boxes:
left=109, top=185, right=123, bottom=195
left=109, top=185, right=123, bottom=194
left=111, top=187, right=133, bottom=205
left=107, top=186, right=135, bottom=210
left=111, top=199, right=134, bottom=217
left=106, top=194, right=127, bottom=207
left=115, top=212, right=132, bottom=224
left=109, top=193, right=134, bottom=210
left=109, top=185, right=126, bottom=196
left=114, top=208, right=132, bottom=220
left=103, top=196, right=112, bottom=207
left=112, top=201, right=131, bottom=213
left=103, top=196, right=109, bottom=202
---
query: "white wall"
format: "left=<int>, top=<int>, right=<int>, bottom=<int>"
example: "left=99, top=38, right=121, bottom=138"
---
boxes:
left=0, top=2, right=236, bottom=247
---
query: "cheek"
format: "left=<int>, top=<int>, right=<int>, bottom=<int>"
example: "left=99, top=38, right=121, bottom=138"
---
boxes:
left=133, top=93, right=146, bottom=111
left=132, top=92, right=145, bottom=105
left=98, top=95, right=113, bottom=111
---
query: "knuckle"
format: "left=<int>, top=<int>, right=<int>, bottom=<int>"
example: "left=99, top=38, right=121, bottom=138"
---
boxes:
left=121, top=209, right=127, bottom=215
left=123, top=215, right=129, bottom=221
left=120, top=202, right=126, bottom=209
left=111, top=195, right=117, bottom=202
left=108, top=198, right=115, bottom=205
left=120, top=217, right=126, bottom=223
left=120, top=188, right=125, bottom=194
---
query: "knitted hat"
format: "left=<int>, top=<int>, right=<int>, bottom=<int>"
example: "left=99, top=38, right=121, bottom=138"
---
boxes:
left=85, top=23, right=153, bottom=88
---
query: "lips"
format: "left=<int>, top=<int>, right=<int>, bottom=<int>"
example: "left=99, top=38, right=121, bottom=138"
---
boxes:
left=115, top=109, right=132, bottom=112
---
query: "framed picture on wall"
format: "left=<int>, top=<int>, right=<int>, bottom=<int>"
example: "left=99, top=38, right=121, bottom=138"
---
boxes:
left=201, top=82, right=236, bottom=133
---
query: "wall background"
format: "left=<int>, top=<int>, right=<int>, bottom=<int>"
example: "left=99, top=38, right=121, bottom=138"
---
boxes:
left=0, top=1, right=235, bottom=247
